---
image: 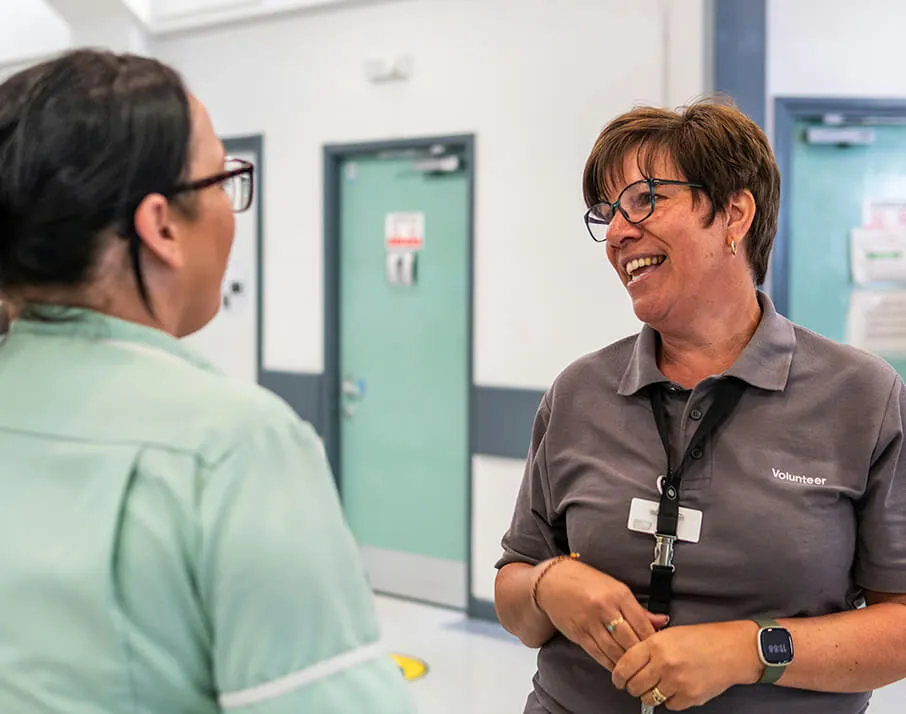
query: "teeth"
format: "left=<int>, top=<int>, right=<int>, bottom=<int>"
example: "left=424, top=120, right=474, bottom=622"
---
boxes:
left=626, top=255, right=665, bottom=277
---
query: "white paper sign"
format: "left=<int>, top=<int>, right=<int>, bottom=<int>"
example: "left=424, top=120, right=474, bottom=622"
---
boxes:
left=385, top=212, right=425, bottom=252
left=863, top=199, right=906, bottom=229
left=850, top=228, right=906, bottom=286
left=847, top=290, right=906, bottom=356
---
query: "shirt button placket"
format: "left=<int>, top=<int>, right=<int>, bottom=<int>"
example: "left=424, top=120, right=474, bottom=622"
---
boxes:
left=687, top=405, right=704, bottom=459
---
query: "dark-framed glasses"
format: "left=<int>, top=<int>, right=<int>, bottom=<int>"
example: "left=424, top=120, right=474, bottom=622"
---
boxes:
left=168, top=156, right=255, bottom=213
left=583, top=178, right=704, bottom=243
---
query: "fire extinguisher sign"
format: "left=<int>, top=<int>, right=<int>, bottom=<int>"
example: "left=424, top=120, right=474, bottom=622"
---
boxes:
left=385, top=212, right=425, bottom=251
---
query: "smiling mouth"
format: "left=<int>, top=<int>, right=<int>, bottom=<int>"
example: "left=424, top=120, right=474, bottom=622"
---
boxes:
left=625, top=255, right=666, bottom=285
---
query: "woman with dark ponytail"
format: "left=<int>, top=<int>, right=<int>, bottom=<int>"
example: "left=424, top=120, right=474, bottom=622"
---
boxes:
left=0, top=49, right=415, bottom=714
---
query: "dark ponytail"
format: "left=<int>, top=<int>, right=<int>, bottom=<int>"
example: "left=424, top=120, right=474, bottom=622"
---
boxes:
left=0, top=49, right=194, bottom=309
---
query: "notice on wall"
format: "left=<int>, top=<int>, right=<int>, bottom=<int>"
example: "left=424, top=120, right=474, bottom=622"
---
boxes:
left=847, top=290, right=906, bottom=356
left=385, top=212, right=425, bottom=252
left=850, top=228, right=906, bottom=286
left=863, top=199, right=906, bottom=230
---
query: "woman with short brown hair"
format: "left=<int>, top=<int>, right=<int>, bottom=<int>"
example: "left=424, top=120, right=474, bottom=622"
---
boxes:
left=495, top=99, right=906, bottom=714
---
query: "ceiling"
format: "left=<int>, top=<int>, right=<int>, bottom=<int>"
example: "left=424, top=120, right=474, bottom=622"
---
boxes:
left=0, top=0, right=371, bottom=67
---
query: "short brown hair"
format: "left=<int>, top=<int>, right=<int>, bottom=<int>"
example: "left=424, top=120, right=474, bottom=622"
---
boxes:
left=582, top=98, right=780, bottom=285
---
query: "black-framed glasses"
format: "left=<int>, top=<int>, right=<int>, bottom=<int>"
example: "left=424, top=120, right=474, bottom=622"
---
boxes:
left=583, top=178, right=704, bottom=243
left=168, top=156, right=255, bottom=213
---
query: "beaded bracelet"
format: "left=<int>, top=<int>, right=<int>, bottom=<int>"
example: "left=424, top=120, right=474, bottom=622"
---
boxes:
left=531, top=552, right=580, bottom=611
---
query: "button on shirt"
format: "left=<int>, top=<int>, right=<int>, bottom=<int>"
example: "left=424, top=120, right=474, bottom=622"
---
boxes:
left=0, top=309, right=416, bottom=714
left=497, top=291, right=906, bottom=714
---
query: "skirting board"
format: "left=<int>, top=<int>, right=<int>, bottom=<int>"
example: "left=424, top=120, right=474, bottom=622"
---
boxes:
left=468, top=596, right=499, bottom=622
left=360, top=546, right=467, bottom=610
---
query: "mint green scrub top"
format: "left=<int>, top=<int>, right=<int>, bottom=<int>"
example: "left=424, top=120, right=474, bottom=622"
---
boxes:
left=0, top=309, right=416, bottom=714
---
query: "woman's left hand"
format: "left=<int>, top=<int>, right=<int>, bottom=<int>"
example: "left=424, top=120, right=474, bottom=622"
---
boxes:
left=611, top=621, right=763, bottom=710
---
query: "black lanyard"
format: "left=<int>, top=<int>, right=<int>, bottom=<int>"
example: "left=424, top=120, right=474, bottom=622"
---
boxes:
left=646, top=378, right=746, bottom=616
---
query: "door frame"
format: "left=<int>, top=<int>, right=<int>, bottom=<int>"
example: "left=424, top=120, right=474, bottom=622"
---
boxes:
left=322, top=134, right=476, bottom=607
left=771, top=98, right=906, bottom=316
left=222, top=134, right=265, bottom=383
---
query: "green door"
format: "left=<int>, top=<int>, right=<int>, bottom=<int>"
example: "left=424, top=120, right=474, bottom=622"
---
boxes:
left=788, top=119, right=906, bottom=378
left=337, top=152, right=470, bottom=608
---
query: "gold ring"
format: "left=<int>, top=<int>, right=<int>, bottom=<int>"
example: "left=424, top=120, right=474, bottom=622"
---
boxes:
left=646, top=687, right=668, bottom=706
left=605, top=616, right=625, bottom=633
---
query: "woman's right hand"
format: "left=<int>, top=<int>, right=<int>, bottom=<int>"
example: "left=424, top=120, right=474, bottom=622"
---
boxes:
left=534, top=559, right=668, bottom=671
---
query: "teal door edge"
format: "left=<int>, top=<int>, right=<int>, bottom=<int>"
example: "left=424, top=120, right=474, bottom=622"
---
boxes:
left=322, top=134, right=476, bottom=609
left=772, top=98, right=906, bottom=316
left=338, top=153, right=468, bottom=562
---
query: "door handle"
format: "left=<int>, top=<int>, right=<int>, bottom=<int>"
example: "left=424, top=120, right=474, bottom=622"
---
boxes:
left=341, top=376, right=367, bottom=418
left=342, top=376, right=366, bottom=399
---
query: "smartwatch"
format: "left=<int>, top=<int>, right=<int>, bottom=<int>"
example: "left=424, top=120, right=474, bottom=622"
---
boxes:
left=753, top=617, right=794, bottom=684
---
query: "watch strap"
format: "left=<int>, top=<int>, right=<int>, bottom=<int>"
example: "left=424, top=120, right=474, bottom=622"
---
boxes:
left=758, top=659, right=786, bottom=685
left=753, top=618, right=788, bottom=685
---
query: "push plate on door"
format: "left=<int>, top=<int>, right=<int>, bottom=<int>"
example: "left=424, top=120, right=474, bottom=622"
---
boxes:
left=386, top=251, right=417, bottom=286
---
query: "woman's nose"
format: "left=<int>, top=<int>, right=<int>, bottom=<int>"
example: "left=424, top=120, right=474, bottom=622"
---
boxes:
left=605, top=209, right=643, bottom=247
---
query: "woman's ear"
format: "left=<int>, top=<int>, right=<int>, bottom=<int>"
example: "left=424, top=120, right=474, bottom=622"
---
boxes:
left=726, top=188, right=757, bottom=248
left=132, top=193, right=184, bottom=269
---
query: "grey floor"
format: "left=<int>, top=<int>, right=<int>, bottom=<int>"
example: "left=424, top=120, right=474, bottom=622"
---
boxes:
left=375, top=596, right=906, bottom=714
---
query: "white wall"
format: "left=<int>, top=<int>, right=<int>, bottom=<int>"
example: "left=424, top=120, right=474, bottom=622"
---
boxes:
left=48, top=0, right=150, bottom=54
left=0, top=0, right=149, bottom=78
left=0, top=0, right=70, bottom=68
left=155, top=0, right=710, bottom=390
left=769, top=0, right=906, bottom=99
left=471, top=455, right=527, bottom=602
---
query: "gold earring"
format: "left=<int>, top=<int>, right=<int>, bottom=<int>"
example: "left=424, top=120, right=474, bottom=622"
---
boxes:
left=729, top=239, right=737, bottom=256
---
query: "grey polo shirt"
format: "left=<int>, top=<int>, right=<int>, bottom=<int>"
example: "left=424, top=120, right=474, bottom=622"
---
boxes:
left=497, top=291, right=906, bottom=714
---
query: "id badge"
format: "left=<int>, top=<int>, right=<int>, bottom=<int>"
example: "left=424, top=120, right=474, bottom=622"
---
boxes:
left=627, top=497, right=703, bottom=543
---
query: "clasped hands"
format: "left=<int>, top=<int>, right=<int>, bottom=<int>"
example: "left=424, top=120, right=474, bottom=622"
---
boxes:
left=534, top=559, right=762, bottom=710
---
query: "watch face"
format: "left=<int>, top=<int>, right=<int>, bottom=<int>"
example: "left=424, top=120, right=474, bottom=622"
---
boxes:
left=760, top=627, right=794, bottom=665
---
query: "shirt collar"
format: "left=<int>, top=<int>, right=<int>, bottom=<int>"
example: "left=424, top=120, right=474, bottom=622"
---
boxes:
left=617, top=290, right=795, bottom=396
left=9, top=305, right=220, bottom=373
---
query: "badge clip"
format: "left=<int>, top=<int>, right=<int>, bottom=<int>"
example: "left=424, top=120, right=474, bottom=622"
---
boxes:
left=650, top=534, right=676, bottom=572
